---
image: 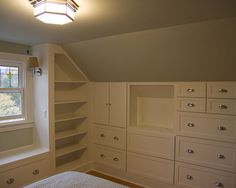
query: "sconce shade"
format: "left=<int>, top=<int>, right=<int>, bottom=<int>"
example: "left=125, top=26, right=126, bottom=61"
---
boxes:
left=28, top=57, right=40, bottom=68
left=29, top=0, right=79, bottom=25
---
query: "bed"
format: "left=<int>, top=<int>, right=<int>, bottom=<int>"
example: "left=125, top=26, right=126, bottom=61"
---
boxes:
left=24, top=171, right=128, bottom=188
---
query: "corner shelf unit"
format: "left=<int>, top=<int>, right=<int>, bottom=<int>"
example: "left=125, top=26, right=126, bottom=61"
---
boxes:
left=54, top=53, right=89, bottom=172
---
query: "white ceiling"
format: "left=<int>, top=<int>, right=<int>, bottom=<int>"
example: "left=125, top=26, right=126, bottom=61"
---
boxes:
left=0, top=0, right=236, bottom=45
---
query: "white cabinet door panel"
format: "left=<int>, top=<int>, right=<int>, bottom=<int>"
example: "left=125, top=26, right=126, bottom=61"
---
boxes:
left=109, top=83, right=127, bottom=128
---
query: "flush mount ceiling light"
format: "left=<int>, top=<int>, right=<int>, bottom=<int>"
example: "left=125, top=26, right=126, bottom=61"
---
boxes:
left=29, top=0, right=79, bottom=25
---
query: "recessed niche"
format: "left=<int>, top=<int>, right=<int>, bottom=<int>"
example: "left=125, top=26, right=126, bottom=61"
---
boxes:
left=129, top=84, right=175, bottom=131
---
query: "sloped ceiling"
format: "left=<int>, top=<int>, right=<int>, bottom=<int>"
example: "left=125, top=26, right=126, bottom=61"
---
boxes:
left=63, top=17, right=236, bottom=81
left=0, top=0, right=236, bottom=45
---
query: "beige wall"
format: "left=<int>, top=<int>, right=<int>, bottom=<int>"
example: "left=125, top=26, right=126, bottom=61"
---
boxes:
left=64, top=17, right=236, bottom=81
left=0, top=41, right=31, bottom=55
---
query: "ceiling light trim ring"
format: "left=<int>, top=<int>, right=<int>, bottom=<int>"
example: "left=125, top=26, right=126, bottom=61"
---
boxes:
left=35, top=12, right=74, bottom=21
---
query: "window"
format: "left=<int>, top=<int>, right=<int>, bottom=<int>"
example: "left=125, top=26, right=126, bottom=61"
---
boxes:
left=0, top=60, right=25, bottom=123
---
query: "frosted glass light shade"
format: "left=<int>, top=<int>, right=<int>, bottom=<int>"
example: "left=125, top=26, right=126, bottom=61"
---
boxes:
left=33, top=0, right=77, bottom=25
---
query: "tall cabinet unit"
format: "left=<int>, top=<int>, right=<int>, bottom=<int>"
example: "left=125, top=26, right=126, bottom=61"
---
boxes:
left=175, top=82, right=236, bottom=188
left=93, top=83, right=127, bottom=171
left=127, top=83, right=176, bottom=186
left=53, top=52, right=90, bottom=172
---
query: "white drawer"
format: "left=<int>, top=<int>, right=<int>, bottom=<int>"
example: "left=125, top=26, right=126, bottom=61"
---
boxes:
left=175, top=162, right=236, bottom=188
left=176, top=83, right=206, bottom=98
left=0, top=159, right=50, bottom=188
left=94, top=145, right=126, bottom=170
left=177, top=98, right=206, bottom=113
left=127, top=152, right=174, bottom=184
left=178, top=113, right=236, bottom=141
left=94, top=125, right=126, bottom=149
left=207, top=99, right=236, bottom=115
left=176, top=136, right=236, bottom=172
left=207, top=82, right=236, bottom=99
left=127, top=131, right=175, bottom=160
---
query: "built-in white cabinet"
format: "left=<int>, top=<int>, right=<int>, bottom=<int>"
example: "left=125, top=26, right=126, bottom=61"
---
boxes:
left=0, top=153, right=50, bottom=188
left=127, top=83, right=176, bottom=185
left=176, top=82, right=236, bottom=188
left=93, top=82, right=127, bottom=171
left=93, top=82, right=127, bottom=128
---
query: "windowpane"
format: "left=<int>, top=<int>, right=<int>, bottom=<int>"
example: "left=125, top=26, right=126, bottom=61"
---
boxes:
left=0, top=66, right=19, bottom=88
left=0, top=92, right=22, bottom=117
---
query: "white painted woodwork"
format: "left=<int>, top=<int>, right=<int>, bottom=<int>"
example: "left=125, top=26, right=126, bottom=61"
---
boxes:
left=94, top=145, right=126, bottom=170
left=176, top=83, right=206, bottom=98
left=94, top=125, right=126, bottom=150
left=93, top=83, right=109, bottom=125
left=52, top=46, right=89, bottom=172
left=177, top=98, right=206, bottom=113
left=127, top=129, right=175, bottom=160
left=0, top=158, right=49, bottom=188
left=178, top=112, right=236, bottom=142
left=207, top=82, right=236, bottom=99
left=176, top=136, right=236, bottom=172
left=109, top=83, right=127, bottom=128
left=93, top=82, right=127, bottom=128
left=175, top=162, right=236, bottom=188
left=127, top=152, right=174, bottom=184
left=129, top=83, right=175, bottom=130
left=207, top=99, right=236, bottom=115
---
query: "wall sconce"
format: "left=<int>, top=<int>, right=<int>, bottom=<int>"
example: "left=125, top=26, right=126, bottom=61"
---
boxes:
left=29, top=0, right=79, bottom=25
left=28, top=57, right=42, bottom=76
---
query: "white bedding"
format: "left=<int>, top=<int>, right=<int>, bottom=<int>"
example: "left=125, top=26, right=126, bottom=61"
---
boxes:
left=24, top=171, right=129, bottom=188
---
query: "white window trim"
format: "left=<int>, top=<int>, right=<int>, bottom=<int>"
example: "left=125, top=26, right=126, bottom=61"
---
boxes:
left=0, top=52, right=34, bottom=129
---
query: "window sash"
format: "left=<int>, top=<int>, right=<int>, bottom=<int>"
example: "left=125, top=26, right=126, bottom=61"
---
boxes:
left=0, top=61, right=25, bottom=123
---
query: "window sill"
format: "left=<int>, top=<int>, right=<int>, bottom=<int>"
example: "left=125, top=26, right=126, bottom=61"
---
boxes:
left=0, top=144, right=49, bottom=169
left=0, top=121, right=34, bottom=133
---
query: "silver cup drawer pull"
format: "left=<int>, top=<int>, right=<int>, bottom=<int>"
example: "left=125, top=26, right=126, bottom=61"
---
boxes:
left=187, top=103, right=195, bottom=107
left=218, top=105, right=227, bottom=109
left=217, top=126, right=226, bottom=131
left=186, top=149, right=194, bottom=154
left=218, top=89, right=228, bottom=93
left=187, top=123, right=195, bottom=127
left=187, top=88, right=195, bottom=93
left=217, top=154, right=225, bottom=159
left=215, top=182, right=223, bottom=187
left=32, top=169, right=40, bottom=175
left=186, top=175, right=193, bottom=180
left=6, top=178, right=15, bottom=185
left=113, top=157, right=119, bottom=162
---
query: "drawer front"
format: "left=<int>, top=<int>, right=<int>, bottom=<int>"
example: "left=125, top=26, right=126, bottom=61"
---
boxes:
left=176, top=83, right=206, bottom=98
left=94, top=125, right=126, bottom=149
left=178, top=113, right=236, bottom=141
left=176, top=136, right=236, bottom=172
left=177, top=98, right=206, bottom=113
left=127, top=132, right=175, bottom=160
left=207, top=99, right=236, bottom=115
left=0, top=159, right=49, bottom=188
left=0, top=166, right=26, bottom=188
left=22, top=159, right=50, bottom=185
left=175, top=162, right=236, bottom=188
left=207, top=82, right=236, bottom=99
left=94, top=145, right=126, bottom=170
left=127, top=152, right=174, bottom=184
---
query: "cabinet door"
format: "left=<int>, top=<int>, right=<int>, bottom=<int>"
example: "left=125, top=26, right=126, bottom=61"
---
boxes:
left=109, top=83, right=127, bottom=128
left=93, top=83, right=109, bottom=125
